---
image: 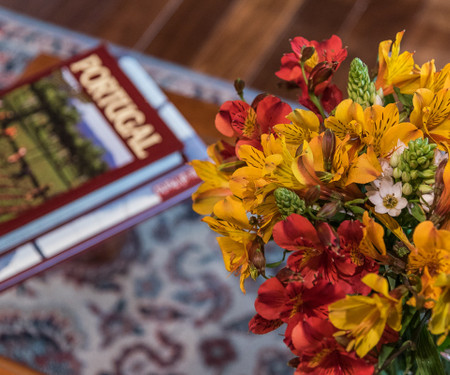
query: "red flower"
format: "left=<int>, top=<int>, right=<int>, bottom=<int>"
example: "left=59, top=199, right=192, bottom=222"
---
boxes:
left=277, top=35, right=347, bottom=85
left=272, top=214, right=375, bottom=293
left=293, top=345, right=374, bottom=375
left=288, top=316, right=375, bottom=374
left=215, top=94, right=291, bottom=152
left=251, top=274, right=344, bottom=348
left=215, top=100, right=250, bottom=138
left=276, top=35, right=347, bottom=116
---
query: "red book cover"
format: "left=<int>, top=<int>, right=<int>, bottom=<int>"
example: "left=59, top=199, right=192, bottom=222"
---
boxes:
left=0, top=46, right=184, bottom=242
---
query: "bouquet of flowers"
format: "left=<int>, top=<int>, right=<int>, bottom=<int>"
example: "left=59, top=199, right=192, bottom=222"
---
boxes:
left=190, top=31, right=450, bottom=374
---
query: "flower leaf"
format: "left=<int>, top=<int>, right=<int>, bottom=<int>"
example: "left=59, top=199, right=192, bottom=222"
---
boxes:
left=410, top=203, right=426, bottom=222
left=416, top=324, right=446, bottom=375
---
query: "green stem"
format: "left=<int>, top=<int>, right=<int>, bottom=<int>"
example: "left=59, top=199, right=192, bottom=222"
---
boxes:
left=308, top=92, right=327, bottom=119
left=376, top=340, right=414, bottom=374
left=299, top=61, right=327, bottom=119
left=266, top=250, right=289, bottom=268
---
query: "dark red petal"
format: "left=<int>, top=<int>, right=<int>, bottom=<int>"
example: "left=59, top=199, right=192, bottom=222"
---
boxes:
left=273, top=214, right=322, bottom=251
left=254, top=277, right=289, bottom=320
left=291, top=316, right=335, bottom=353
left=215, top=100, right=249, bottom=137
left=248, top=313, right=283, bottom=334
left=316, top=222, right=339, bottom=248
left=256, top=95, right=292, bottom=134
left=337, top=220, right=364, bottom=245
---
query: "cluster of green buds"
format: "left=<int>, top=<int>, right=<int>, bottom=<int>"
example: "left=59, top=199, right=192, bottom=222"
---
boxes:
left=347, top=58, right=378, bottom=109
left=390, top=138, right=437, bottom=196
left=274, top=187, right=306, bottom=219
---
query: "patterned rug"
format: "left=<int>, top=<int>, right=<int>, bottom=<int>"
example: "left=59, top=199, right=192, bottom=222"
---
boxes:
left=0, top=6, right=292, bottom=375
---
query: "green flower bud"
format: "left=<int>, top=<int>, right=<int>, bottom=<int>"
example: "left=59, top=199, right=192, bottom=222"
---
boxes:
left=390, top=152, right=401, bottom=168
left=347, top=58, right=376, bottom=108
left=410, top=170, right=418, bottom=180
left=409, top=160, right=418, bottom=169
left=393, top=243, right=410, bottom=257
left=401, top=171, right=411, bottom=182
left=417, top=156, right=428, bottom=165
left=402, top=183, right=413, bottom=195
left=274, top=187, right=306, bottom=219
left=426, top=150, right=436, bottom=159
left=418, top=184, right=433, bottom=194
left=249, top=265, right=259, bottom=280
left=393, top=167, right=402, bottom=179
left=418, top=169, right=435, bottom=179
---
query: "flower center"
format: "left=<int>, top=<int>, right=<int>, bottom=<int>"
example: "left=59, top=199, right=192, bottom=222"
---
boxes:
left=309, top=348, right=331, bottom=368
left=383, top=194, right=398, bottom=209
left=290, top=295, right=303, bottom=318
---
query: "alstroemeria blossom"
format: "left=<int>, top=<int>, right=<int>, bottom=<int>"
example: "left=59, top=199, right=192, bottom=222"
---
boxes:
left=329, top=274, right=403, bottom=358
left=276, top=35, right=347, bottom=116
left=252, top=272, right=345, bottom=349
left=376, top=30, right=415, bottom=95
left=215, top=94, right=291, bottom=152
left=273, top=214, right=377, bottom=293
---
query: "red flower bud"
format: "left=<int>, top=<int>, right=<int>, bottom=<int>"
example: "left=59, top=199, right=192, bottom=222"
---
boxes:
left=307, top=61, right=335, bottom=92
left=322, top=129, right=336, bottom=172
left=300, top=46, right=315, bottom=62
left=317, top=201, right=341, bottom=219
left=304, top=185, right=321, bottom=205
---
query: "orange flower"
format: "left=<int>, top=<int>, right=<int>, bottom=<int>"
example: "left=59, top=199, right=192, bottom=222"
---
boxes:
left=376, top=31, right=415, bottom=95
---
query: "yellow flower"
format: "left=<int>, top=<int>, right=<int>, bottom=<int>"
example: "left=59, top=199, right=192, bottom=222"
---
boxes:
left=376, top=31, right=415, bottom=95
left=234, top=134, right=302, bottom=192
left=329, top=273, right=403, bottom=358
left=324, top=99, right=366, bottom=151
left=429, top=272, right=450, bottom=345
left=190, top=142, right=233, bottom=215
left=395, top=61, right=450, bottom=95
left=408, top=221, right=450, bottom=277
left=325, top=100, right=422, bottom=158
left=202, top=196, right=259, bottom=293
left=407, top=267, right=441, bottom=310
left=363, top=103, right=422, bottom=158
left=409, top=87, right=450, bottom=146
left=274, top=108, right=320, bottom=153
left=293, top=132, right=381, bottom=188
left=230, top=134, right=303, bottom=241
left=359, top=211, right=389, bottom=263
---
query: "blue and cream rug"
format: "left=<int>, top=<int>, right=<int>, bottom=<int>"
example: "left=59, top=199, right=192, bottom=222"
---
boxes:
left=0, top=6, right=291, bottom=375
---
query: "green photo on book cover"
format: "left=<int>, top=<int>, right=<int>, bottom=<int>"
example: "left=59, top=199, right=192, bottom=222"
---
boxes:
left=0, top=67, right=135, bottom=223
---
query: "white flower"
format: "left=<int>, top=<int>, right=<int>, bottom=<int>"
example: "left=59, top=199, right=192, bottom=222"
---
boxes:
left=366, top=178, right=408, bottom=217
left=420, top=193, right=434, bottom=213
left=380, top=158, right=393, bottom=178
left=434, top=148, right=447, bottom=166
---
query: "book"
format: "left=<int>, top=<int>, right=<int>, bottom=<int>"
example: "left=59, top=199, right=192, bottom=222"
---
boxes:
left=0, top=46, right=208, bottom=290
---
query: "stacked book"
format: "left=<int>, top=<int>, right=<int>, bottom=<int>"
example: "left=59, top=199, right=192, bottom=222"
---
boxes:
left=0, top=46, right=208, bottom=291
